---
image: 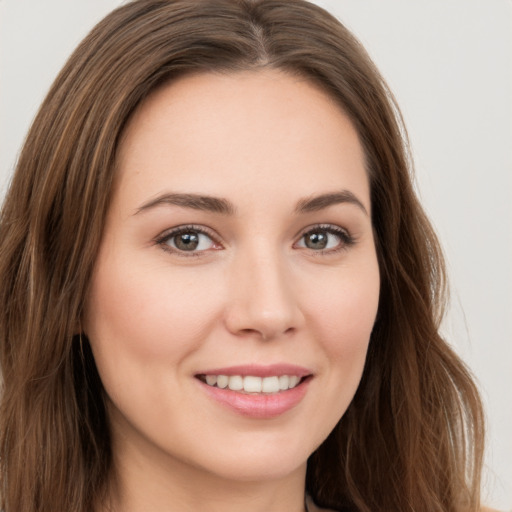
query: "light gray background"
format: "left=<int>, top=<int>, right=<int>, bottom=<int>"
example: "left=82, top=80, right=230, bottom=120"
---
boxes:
left=0, top=1, right=510, bottom=509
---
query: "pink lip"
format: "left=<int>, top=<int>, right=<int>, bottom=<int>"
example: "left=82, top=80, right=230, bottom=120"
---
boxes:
left=195, top=364, right=313, bottom=419
left=195, top=363, right=311, bottom=378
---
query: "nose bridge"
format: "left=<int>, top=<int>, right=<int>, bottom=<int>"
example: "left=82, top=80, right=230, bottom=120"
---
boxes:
left=225, top=241, right=302, bottom=339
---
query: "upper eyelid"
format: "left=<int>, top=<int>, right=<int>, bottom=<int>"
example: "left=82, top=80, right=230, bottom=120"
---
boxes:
left=155, top=224, right=219, bottom=243
left=294, top=224, right=356, bottom=251
left=156, top=222, right=348, bottom=237
left=154, top=225, right=222, bottom=257
left=294, top=223, right=351, bottom=239
left=154, top=222, right=353, bottom=251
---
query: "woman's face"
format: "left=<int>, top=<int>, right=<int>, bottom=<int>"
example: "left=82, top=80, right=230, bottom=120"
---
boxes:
left=84, top=70, right=380, bottom=484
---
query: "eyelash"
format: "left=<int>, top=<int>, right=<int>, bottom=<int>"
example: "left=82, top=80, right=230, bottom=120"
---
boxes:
left=154, top=224, right=356, bottom=257
left=154, top=224, right=220, bottom=257
left=296, top=224, right=356, bottom=255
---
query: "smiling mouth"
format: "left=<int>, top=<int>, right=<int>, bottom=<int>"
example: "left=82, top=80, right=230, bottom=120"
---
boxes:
left=196, top=374, right=308, bottom=394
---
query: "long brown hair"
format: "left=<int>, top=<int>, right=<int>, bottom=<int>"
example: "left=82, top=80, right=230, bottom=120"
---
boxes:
left=0, top=1, right=484, bottom=511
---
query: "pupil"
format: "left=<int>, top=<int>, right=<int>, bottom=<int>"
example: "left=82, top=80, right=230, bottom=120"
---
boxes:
left=175, top=232, right=199, bottom=251
left=306, top=231, right=327, bottom=249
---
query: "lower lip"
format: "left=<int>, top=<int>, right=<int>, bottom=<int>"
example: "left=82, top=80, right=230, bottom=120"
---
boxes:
left=198, top=378, right=310, bottom=419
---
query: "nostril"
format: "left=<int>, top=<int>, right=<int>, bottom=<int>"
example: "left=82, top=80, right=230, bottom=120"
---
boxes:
left=223, top=284, right=305, bottom=339
left=237, top=326, right=296, bottom=341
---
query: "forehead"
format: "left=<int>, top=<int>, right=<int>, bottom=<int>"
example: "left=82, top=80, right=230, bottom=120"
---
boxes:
left=115, top=69, right=370, bottom=213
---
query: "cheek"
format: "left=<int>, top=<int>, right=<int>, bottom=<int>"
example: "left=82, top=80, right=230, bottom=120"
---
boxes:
left=287, top=259, right=379, bottom=448
left=304, top=258, right=380, bottom=387
left=308, top=259, right=379, bottom=341
left=83, top=258, right=229, bottom=443
left=83, top=254, right=223, bottom=382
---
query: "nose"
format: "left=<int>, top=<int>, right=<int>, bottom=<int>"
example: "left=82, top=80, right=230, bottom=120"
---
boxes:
left=224, top=249, right=304, bottom=341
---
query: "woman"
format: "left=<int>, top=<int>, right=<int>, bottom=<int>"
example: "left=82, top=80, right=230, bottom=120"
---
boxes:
left=0, top=1, right=485, bottom=511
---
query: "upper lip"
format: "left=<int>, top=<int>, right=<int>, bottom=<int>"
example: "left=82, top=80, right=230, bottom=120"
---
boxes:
left=195, top=364, right=312, bottom=378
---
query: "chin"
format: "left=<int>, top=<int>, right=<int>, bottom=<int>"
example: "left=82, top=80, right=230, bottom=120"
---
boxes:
left=199, top=450, right=309, bottom=483
left=186, top=428, right=322, bottom=483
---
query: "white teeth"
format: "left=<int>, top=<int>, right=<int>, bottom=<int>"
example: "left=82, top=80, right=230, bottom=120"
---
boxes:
left=278, top=375, right=289, bottom=390
left=216, top=375, right=229, bottom=389
left=205, top=375, right=217, bottom=386
left=289, top=375, right=299, bottom=388
left=202, top=374, right=303, bottom=393
left=262, top=376, right=280, bottom=393
left=228, top=375, right=243, bottom=391
left=243, top=376, right=262, bottom=393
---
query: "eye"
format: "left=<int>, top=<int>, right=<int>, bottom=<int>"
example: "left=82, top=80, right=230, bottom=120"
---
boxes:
left=156, top=226, right=219, bottom=254
left=295, top=225, right=354, bottom=252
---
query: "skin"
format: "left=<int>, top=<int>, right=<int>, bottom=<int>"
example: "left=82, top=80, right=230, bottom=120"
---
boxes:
left=84, top=69, right=380, bottom=512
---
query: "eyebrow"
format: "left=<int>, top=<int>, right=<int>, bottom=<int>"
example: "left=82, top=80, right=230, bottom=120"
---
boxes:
left=134, top=190, right=368, bottom=216
left=295, top=191, right=368, bottom=215
left=135, top=193, right=236, bottom=216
